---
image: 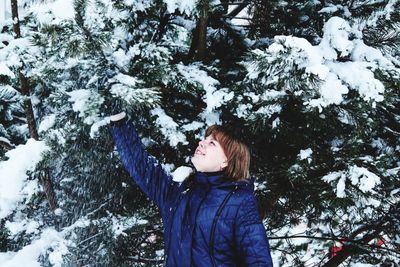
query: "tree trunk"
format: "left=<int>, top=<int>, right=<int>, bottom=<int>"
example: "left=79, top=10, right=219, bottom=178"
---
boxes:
left=10, top=0, right=39, bottom=140
left=10, top=0, right=21, bottom=38
left=10, top=0, right=56, bottom=211
left=188, top=0, right=209, bottom=62
left=195, top=0, right=209, bottom=61
left=39, top=169, right=58, bottom=212
left=19, top=73, right=39, bottom=140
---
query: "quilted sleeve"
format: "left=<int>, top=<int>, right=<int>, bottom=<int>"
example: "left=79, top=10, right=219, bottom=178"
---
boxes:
left=234, top=194, right=273, bottom=267
left=110, top=119, right=178, bottom=210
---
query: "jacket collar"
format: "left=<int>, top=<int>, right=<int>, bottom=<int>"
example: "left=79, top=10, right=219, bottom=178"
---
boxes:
left=194, top=171, right=254, bottom=192
left=195, top=171, right=226, bottom=186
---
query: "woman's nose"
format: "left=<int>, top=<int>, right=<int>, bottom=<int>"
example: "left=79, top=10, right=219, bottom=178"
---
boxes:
left=199, top=140, right=204, bottom=147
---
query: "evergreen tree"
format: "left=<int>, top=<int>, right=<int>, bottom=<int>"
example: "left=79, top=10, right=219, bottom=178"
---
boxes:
left=0, top=0, right=399, bottom=266
left=0, top=12, right=29, bottom=159
left=234, top=1, right=400, bottom=266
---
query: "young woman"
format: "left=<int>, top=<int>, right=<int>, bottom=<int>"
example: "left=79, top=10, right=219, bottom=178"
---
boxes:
left=110, top=112, right=273, bottom=267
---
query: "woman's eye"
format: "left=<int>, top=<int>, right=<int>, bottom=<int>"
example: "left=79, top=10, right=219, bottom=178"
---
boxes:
left=210, top=141, right=215, bottom=146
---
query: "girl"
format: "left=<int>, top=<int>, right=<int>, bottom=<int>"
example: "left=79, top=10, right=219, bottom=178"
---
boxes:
left=110, top=112, right=273, bottom=266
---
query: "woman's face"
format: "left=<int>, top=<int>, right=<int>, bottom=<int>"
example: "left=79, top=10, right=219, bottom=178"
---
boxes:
left=191, top=135, right=228, bottom=172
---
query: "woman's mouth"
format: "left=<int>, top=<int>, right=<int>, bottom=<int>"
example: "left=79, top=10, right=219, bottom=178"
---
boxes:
left=195, top=148, right=205, bottom=155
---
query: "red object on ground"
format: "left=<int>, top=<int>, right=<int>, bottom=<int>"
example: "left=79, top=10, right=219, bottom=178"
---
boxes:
left=329, top=238, right=385, bottom=259
left=328, top=245, right=343, bottom=258
left=328, top=238, right=346, bottom=259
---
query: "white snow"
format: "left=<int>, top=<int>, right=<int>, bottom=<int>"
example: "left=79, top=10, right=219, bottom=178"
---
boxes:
left=274, top=35, right=329, bottom=78
left=328, top=62, right=384, bottom=102
left=109, top=74, right=161, bottom=106
left=0, top=139, right=49, bottom=219
left=348, top=166, right=381, bottom=193
left=255, top=104, right=282, bottom=118
left=164, top=0, right=196, bottom=15
left=90, top=117, right=109, bottom=138
left=351, top=40, right=392, bottom=66
left=336, top=174, right=347, bottom=198
left=151, top=107, right=188, bottom=146
left=182, top=121, right=205, bottom=132
left=177, top=63, right=233, bottom=112
left=0, top=140, right=70, bottom=267
left=245, top=16, right=392, bottom=114
left=0, top=62, right=15, bottom=78
left=235, top=103, right=252, bottom=119
left=308, top=72, right=349, bottom=109
left=67, top=89, right=104, bottom=125
left=5, top=219, right=41, bottom=236
left=175, top=63, right=234, bottom=126
left=200, top=110, right=221, bottom=126
left=111, top=215, right=148, bottom=238
left=112, top=49, right=132, bottom=69
left=299, top=148, right=313, bottom=162
left=0, top=228, right=69, bottom=267
left=38, top=114, right=56, bottom=133
left=0, top=137, right=12, bottom=146
left=67, top=89, right=91, bottom=118
left=113, top=73, right=140, bottom=87
left=30, top=0, right=75, bottom=24
left=172, top=166, right=193, bottom=182
left=322, top=166, right=381, bottom=197
left=319, top=17, right=354, bottom=59
left=0, top=2, right=7, bottom=22
left=365, top=0, right=398, bottom=27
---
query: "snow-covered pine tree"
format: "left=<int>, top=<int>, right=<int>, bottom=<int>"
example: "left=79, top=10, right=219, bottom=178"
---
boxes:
left=1, top=0, right=240, bottom=265
left=26, top=0, right=175, bottom=265
left=1, top=0, right=399, bottom=266
left=0, top=5, right=33, bottom=159
left=235, top=0, right=400, bottom=266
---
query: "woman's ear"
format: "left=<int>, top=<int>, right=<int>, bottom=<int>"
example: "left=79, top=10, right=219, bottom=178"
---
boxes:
left=220, top=160, right=228, bottom=170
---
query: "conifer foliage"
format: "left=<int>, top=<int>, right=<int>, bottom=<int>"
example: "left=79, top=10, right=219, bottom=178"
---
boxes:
left=0, top=0, right=399, bottom=266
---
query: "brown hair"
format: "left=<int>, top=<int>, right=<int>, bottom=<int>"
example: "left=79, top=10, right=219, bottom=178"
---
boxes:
left=205, top=125, right=250, bottom=181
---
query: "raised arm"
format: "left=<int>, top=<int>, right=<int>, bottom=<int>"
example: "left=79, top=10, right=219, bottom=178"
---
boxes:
left=110, top=114, right=179, bottom=209
left=235, top=194, right=274, bottom=266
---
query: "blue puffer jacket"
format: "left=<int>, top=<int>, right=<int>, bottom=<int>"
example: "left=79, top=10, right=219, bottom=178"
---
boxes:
left=111, top=120, right=273, bottom=267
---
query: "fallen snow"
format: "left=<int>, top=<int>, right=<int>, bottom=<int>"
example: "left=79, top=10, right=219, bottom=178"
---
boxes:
left=0, top=228, right=69, bottom=267
left=0, top=139, right=49, bottom=219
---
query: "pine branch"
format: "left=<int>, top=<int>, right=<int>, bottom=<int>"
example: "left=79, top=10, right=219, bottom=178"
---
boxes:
left=0, top=139, right=14, bottom=151
left=227, top=1, right=250, bottom=18
left=127, top=256, right=164, bottom=264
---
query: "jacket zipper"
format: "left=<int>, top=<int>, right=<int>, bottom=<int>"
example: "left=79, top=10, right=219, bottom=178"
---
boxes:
left=209, top=186, right=238, bottom=267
